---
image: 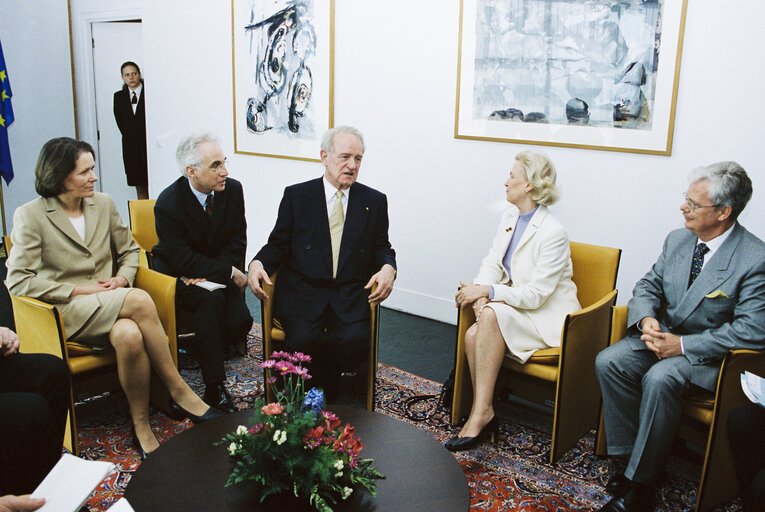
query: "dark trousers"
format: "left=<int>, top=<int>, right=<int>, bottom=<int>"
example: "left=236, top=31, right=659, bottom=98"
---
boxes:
left=727, top=404, right=765, bottom=512
left=176, top=282, right=252, bottom=386
left=0, top=353, right=70, bottom=495
left=279, top=305, right=368, bottom=397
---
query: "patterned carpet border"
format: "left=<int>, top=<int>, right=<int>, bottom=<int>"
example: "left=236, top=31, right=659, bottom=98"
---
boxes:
left=73, top=324, right=742, bottom=511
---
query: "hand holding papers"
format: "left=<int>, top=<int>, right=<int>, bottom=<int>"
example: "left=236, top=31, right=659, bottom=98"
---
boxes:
left=30, top=454, right=116, bottom=511
left=180, top=277, right=225, bottom=291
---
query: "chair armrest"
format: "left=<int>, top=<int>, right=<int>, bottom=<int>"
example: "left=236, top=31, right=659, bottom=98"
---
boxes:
left=135, top=267, right=178, bottom=363
left=609, top=305, right=628, bottom=345
left=9, top=294, right=68, bottom=362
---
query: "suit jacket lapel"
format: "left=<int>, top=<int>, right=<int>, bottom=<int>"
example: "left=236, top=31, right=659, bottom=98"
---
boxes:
left=674, top=224, right=742, bottom=324
left=179, top=178, right=211, bottom=231
left=43, top=196, right=88, bottom=250
left=514, top=205, right=546, bottom=253
left=303, top=179, right=333, bottom=273
left=338, top=185, right=368, bottom=275
left=82, top=197, right=98, bottom=247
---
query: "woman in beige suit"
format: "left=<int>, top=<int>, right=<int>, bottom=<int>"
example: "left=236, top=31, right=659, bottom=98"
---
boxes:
left=6, top=137, right=220, bottom=458
left=446, top=150, right=580, bottom=452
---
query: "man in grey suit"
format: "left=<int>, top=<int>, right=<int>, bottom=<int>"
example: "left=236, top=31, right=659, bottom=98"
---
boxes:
left=596, top=162, right=765, bottom=511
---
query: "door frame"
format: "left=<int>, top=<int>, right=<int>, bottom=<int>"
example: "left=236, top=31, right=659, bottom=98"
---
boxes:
left=68, top=0, right=143, bottom=190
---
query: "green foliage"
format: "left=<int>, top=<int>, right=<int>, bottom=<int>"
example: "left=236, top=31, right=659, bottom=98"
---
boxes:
left=214, top=352, right=385, bottom=511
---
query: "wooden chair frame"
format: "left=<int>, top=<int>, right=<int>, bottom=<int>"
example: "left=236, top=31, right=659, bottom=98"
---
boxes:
left=451, top=241, right=621, bottom=463
left=595, top=305, right=765, bottom=511
left=260, top=272, right=380, bottom=411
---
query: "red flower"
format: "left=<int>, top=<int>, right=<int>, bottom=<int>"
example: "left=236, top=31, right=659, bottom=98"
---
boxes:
left=261, top=402, right=284, bottom=415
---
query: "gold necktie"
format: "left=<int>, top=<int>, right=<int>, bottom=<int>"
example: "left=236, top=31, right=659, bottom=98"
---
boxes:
left=329, top=190, right=345, bottom=278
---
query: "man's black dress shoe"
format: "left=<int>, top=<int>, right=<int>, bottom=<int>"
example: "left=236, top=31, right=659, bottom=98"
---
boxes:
left=169, top=399, right=224, bottom=423
left=203, top=383, right=237, bottom=414
left=605, top=470, right=629, bottom=497
left=598, top=480, right=657, bottom=512
left=444, top=416, right=499, bottom=452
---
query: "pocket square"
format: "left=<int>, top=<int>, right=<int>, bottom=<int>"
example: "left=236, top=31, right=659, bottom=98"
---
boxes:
left=705, top=289, right=729, bottom=299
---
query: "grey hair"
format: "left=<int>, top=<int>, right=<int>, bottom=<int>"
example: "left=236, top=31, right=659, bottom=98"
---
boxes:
left=688, top=161, right=752, bottom=220
left=320, top=126, right=366, bottom=155
left=176, top=132, right=220, bottom=177
left=514, top=150, right=560, bottom=206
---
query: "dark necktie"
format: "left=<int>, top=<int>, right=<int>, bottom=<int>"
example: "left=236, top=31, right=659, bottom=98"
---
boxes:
left=131, top=91, right=137, bottom=105
left=205, top=194, right=213, bottom=216
left=689, top=242, right=709, bottom=286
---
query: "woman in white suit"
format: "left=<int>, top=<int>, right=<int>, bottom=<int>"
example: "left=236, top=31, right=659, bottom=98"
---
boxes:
left=7, top=138, right=221, bottom=458
left=446, top=150, right=580, bottom=452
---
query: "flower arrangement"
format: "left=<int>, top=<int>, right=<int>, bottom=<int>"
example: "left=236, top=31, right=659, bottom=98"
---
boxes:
left=216, top=351, right=384, bottom=511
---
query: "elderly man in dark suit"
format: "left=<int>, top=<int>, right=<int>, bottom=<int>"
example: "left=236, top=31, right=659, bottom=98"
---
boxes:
left=152, top=132, right=252, bottom=414
left=248, top=126, right=396, bottom=399
left=596, top=162, right=765, bottom=511
left=113, top=61, right=148, bottom=199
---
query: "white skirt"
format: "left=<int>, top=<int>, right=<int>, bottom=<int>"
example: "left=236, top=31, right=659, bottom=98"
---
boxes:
left=483, top=301, right=549, bottom=364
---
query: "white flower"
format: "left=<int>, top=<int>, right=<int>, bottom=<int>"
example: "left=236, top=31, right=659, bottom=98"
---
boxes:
left=236, top=425, right=248, bottom=435
left=341, top=487, right=353, bottom=499
left=272, top=429, right=287, bottom=445
left=228, top=442, right=238, bottom=455
left=335, top=471, right=343, bottom=477
left=333, top=459, right=344, bottom=470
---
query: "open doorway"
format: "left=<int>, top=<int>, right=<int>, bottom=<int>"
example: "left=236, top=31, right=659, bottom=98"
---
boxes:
left=90, top=21, right=144, bottom=222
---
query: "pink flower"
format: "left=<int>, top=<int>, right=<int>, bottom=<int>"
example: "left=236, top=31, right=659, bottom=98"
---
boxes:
left=321, top=411, right=341, bottom=431
left=265, top=377, right=277, bottom=385
left=303, top=426, right=325, bottom=449
left=275, top=361, right=296, bottom=375
left=261, top=402, right=284, bottom=415
left=249, top=423, right=264, bottom=434
left=292, top=352, right=312, bottom=363
left=260, top=360, right=276, bottom=369
left=294, top=366, right=311, bottom=379
left=270, top=351, right=291, bottom=360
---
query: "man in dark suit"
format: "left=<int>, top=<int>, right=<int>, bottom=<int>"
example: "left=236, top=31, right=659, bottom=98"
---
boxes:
left=595, top=162, right=765, bottom=511
left=152, top=132, right=252, bottom=413
left=113, top=61, right=148, bottom=199
left=248, top=126, right=396, bottom=398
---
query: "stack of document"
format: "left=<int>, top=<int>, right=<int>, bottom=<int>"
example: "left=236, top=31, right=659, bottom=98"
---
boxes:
left=741, top=371, right=765, bottom=407
left=30, top=453, right=134, bottom=511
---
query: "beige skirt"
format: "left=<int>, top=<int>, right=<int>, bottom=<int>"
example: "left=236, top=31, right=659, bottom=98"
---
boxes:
left=483, top=302, right=549, bottom=364
left=66, top=287, right=132, bottom=347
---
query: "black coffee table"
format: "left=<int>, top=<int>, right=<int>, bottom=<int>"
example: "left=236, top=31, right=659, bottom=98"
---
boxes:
left=125, top=406, right=470, bottom=511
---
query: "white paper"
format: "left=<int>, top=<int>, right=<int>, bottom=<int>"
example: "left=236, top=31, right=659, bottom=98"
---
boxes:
left=108, top=498, right=136, bottom=511
left=31, top=453, right=116, bottom=512
left=741, top=371, right=765, bottom=407
left=195, top=280, right=226, bottom=291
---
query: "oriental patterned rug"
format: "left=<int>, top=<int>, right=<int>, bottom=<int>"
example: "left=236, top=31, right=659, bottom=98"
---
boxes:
left=74, top=324, right=741, bottom=512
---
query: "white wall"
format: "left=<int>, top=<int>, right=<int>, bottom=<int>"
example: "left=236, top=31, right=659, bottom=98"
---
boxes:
left=0, top=0, right=76, bottom=234
left=6, top=1, right=765, bottom=326
left=142, top=1, right=765, bottom=323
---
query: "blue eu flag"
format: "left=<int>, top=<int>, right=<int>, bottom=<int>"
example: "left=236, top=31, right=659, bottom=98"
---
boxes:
left=1, top=37, right=15, bottom=185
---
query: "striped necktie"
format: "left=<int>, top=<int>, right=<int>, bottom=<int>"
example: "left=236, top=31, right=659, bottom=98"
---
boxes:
left=205, top=194, right=213, bottom=216
left=329, top=190, right=345, bottom=278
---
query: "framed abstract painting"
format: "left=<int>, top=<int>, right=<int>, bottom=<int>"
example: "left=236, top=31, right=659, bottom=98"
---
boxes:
left=232, top=0, right=334, bottom=162
left=455, top=0, right=688, bottom=155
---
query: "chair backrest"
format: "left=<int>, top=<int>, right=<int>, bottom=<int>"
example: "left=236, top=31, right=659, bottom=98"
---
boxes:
left=128, top=199, right=158, bottom=252
left=3, top=235, right=11, bottom=254
left=569, top=241, right=622, bottom=308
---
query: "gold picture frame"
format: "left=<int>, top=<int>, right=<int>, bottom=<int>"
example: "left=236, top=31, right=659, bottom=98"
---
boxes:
left=454, top=0, right=688, bottom=156
left=232, top=0, right=335, bottom=162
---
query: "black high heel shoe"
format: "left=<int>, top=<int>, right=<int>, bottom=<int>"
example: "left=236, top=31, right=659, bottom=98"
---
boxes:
left=444, top=416, right=499, bottom=452
left=132, top=428, right=156, bottom=461
left=169, top=399, right=224, bottom=424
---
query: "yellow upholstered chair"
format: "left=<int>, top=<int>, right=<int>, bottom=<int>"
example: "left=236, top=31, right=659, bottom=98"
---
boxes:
left=451, top=241, right=621, bottom=463
left=260, top=272, right=380, bottom=411
left=595, top=305, right=765, bottom=512
left=127, top=199, right=158, bottom=268
left=6, top=235, right=178, bottom=456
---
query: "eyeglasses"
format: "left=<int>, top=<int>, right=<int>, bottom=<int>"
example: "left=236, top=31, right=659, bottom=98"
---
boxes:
left=683, top=194, right=718, bottom=212
left=198, top=158, right=228, bottom=174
